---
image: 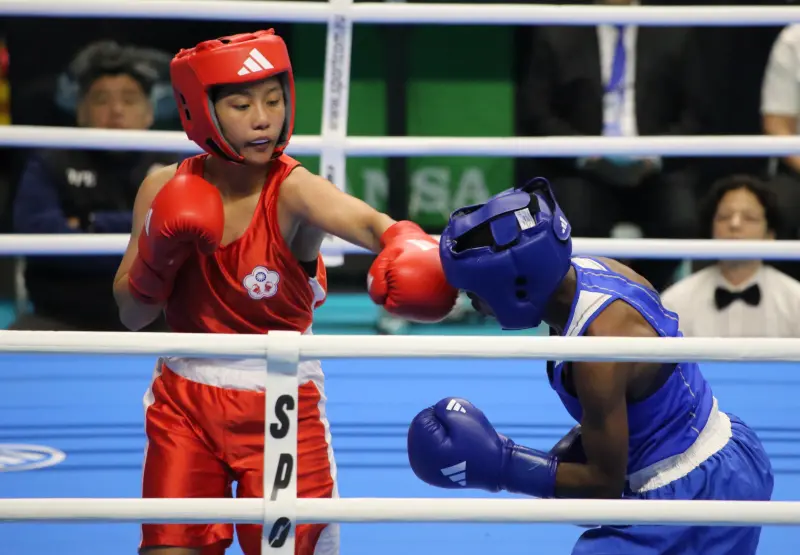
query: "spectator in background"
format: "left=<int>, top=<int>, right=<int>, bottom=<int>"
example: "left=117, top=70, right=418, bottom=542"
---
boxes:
left=10, top=41, right=180, bottom=331
left=760, top=24, right=800, bottom=281
left=661, top=175, right=800, bottom=337
left=516, top=0, right=707, bottom=292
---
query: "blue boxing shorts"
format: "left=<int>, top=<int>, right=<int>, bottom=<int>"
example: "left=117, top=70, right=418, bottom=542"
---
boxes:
left=573, top=406, right=774, bottom=555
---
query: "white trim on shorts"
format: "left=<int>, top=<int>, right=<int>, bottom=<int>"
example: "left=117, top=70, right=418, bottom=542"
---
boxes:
left=626, top=397, right=732, bottom=493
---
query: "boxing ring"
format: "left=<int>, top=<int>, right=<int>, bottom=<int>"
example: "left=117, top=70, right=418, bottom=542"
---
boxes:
left=3, top=336, right=800, bottom=555
left=3, top=0, right=800, bottom=553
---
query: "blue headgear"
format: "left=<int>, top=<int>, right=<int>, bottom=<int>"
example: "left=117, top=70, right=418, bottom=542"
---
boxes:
left=439, top=178, right=573, bottom=330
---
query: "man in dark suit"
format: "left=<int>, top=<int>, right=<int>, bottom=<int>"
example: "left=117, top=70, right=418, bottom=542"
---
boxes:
left=516, top=0, right=709, bottom=291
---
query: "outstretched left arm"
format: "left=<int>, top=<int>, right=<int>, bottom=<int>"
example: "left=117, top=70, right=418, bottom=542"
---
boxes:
left=281, top=166, right=395, bottom=253
left=282, top=166, right=457, bottom=322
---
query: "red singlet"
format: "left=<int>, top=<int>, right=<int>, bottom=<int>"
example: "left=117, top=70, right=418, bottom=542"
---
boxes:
left=165, top=153, right=327, bottom=334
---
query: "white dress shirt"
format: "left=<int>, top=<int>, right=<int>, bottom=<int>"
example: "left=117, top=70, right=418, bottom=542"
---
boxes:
left=661, top=264, right=800, bottom=337
left=762, top=24, right=800, bottom=132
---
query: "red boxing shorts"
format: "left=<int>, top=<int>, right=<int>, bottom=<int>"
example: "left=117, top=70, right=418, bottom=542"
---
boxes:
left=139, top=360, right=338, bottom=554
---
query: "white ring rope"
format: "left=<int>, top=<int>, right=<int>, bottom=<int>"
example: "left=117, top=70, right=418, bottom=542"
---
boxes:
left=1, top=330, right=800, bottom=362
left=6, top=126, right=800, bottom=157
left=3, top=234, right=799, bottom=260
left=0, top=328, right=795, bottom=530
left=1, top=498, right=799, bottom=526
left=6, top=1, right=800, bottom=26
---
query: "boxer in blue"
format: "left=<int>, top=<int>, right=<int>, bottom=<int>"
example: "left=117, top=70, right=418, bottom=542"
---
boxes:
left=407, top=178, right=774, bottom=554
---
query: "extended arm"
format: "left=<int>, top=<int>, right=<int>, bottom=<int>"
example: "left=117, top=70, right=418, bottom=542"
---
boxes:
left=282, top=167, right=458, bottom=322
left=280, top=166, right=395, bottom=253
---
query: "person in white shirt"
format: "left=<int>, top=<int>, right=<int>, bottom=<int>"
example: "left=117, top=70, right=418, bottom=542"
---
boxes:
left=762, top=24, right=800, bottom=174
left=760, top=24, right=800, bottom=281
left=662, top=175, right=800, bottom=337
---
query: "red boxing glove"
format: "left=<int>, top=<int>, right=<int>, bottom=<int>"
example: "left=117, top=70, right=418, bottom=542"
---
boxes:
left=368, top=221, right=458, bottom=322
left=128, top=174, right=224, bottom=304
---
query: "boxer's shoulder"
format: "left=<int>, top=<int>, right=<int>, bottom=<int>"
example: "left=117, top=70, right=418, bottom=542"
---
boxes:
left=596, top=256, right=655, bottom=292
left=133, top=163, right=179, bottom=216
left=141, top=162, right=178, bottom=192
left=586, top=299, right=658, bottom=340
left=577, top=257, right=661, bottom=339
left=145, top=162, right=179, bottom=185
left=277, top=164, right=340, bottom=215
left=280, top=164, right=323, bottom=193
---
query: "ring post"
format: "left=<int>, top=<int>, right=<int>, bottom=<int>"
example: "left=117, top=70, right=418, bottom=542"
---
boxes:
left=319, top=0, right=354, bottom=267
left=262, top=330, right=301, bottom=552
left=320, top=0, right=353, bottom=190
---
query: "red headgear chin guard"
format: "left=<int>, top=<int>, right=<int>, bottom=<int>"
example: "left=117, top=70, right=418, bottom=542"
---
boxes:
left=170, top=29, right=295, bottom=163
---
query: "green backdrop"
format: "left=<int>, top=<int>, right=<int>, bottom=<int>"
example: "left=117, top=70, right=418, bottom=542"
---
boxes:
left=289, top=23, right=515, bottom=229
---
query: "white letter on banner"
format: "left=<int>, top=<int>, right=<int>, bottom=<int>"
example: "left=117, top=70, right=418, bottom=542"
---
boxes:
left=452, top=167, right=490, bottom=209
left=410, top=166, right=450, bottom=220
left=262, top=331, right=301, bottom=553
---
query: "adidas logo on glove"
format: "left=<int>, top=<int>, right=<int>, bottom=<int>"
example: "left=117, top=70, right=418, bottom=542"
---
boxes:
left=445, top=399, right=466, bottom=413
left=440, top=460, right=467, bottom=486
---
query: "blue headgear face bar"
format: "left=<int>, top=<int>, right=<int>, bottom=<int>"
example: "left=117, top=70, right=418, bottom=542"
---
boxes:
left=439, top=178, right=573, bottom=330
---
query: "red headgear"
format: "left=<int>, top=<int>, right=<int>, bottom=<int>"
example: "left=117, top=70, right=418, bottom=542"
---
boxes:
left=170, top=29, right=295, bottom=163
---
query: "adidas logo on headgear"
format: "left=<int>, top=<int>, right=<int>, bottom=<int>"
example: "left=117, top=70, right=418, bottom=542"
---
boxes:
left=238, top=48, right=274, bottom=76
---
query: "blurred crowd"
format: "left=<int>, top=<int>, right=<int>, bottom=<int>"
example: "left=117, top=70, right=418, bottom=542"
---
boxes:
left=1, top=0, right=800, bottom=338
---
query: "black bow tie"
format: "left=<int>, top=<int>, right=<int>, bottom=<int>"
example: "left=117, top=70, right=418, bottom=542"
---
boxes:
left=714, top=284, right=761, bottom=310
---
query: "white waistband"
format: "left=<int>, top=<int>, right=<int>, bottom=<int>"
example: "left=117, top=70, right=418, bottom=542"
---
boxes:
left=626, top=397, right=732, bottom=493
left=161, top=357, right=324, bottom=392
left=161, top=326, right=324, bottom=392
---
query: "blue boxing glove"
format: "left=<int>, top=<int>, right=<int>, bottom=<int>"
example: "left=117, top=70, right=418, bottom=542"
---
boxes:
left=407, top=397, right=558, bottom=498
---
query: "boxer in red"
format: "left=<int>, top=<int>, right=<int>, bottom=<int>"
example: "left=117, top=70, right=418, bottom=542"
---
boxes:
left=112, top=29, right=457, bottom=555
